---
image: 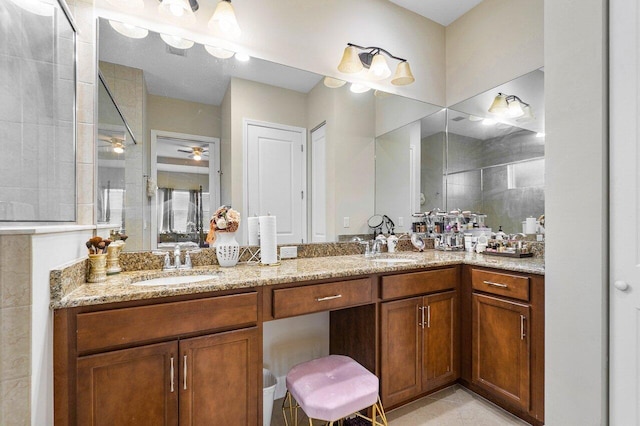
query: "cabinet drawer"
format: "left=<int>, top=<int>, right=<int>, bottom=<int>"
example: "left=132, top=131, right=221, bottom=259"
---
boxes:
left=471, top=269, right=529, bottom=301
left=381, top=268, right=457, bottom=300
left=77, top=292, right=257, bottom=354
left=272, top=278, right=373, bottom=318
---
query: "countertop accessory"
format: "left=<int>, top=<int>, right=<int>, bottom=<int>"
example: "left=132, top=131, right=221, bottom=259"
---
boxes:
left=410, top=233, right=426, bottom=251
left=106, top=240, right=124, bottom=275
left=87, top=253, right=107, bottom=283
left=259, top=215, right=278, bottom=265
left=215, top=231, right=240, bottom=267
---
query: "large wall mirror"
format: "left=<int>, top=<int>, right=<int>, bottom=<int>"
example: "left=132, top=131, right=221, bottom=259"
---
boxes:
left=97, top=16, right=543, bottom=250
left=96, top=17, right=444, bottom=250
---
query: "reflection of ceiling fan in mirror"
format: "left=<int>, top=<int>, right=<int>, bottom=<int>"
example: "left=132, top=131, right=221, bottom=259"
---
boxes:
left=177, top=146, right=209, bottom=161
left=98, top=135, right=126, bottom=154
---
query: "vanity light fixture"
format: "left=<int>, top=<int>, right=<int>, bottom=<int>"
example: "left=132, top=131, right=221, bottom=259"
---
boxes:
left=108, top=20, right=149, bottom=39
left=208, top=0, right=241, bottom=38
left=488, top=93, right=533, bottom=119
left=107, top=0, right=144, bottom=10
left=323, top=77, right=346, bottom=88
left=204, top=45, right=235, bottom=59
left=158, top=0, right=196, bottom=24
left=337, top=43, right=415, bottom=86
left=160, top=33, right=195, bottom=50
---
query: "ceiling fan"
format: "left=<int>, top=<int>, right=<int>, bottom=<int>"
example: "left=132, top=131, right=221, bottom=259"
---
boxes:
left=98, top=135, right=126, bottom=154
left=177, top=146, right=209, bottom=161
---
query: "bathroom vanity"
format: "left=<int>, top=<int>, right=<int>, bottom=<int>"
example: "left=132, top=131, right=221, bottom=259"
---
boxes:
left=52, top=251, right=544, bottom=425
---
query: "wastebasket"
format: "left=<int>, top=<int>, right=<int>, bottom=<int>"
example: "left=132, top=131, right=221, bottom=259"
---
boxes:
left=263, top=368, right=277, bottom=426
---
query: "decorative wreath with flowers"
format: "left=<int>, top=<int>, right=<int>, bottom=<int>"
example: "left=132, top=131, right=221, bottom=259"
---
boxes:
left=206, top=205, right=241, bottom=245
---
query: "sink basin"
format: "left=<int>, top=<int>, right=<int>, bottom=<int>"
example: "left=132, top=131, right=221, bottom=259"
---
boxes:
left=132, top=273, right=222, bottom=286
left=370, top=258, right=418, bottom=264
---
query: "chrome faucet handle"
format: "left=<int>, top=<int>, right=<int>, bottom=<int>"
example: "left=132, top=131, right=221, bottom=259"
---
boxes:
left=182, top=251, right=192, bottom=269
left=163, top=252, right=172, bottom=270
left=359, top=240, right=371, bottom=257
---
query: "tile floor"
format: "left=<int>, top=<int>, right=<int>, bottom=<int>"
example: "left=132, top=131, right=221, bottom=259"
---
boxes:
left=270, top=385, right=530, bottom=426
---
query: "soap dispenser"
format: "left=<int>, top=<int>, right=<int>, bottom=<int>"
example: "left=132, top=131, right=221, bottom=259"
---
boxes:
left=495, top=226, right=507, bottom=241
left=387, top=232, right=399, bottom=253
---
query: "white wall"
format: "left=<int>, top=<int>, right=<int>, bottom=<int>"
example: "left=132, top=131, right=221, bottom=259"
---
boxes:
left=544, top=0, right=608, bottom=424
left=445, top=0, right=544, bottom=106
left=31, top=228, right=94, bottom=425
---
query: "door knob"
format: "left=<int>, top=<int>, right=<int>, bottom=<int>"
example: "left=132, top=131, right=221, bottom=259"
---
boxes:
left=614, top=280, right=629, bottom=291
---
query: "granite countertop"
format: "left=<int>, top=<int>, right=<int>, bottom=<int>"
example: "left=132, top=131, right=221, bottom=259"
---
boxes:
left=51, top=250, right=544, bottom=309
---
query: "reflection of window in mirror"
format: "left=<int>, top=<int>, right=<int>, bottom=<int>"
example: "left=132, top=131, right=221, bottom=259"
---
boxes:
left=98, top=188, right=125, bottom=230
left=158, top=189, right=210, bottom=234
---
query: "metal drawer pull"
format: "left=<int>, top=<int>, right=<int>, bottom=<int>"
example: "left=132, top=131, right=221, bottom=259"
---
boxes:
left=484, top=280, right=508, bottom=288
left=520, top=315, right=526, bottom=340
left=418, top=306, right=424, bottom=328
left=427, top=305, right=431, bottom=328
left=316, top=294, right=342, bottom=302
left=170, top=356, right=175, bottom=392
left=183, top=355, right=187, bottom=390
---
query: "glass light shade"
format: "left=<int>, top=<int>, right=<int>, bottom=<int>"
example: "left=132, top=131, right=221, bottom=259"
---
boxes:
left=193, top=153, right=202, bottom=161
left=468, top=115, right=484, bottom=122
left=234, top=52, right=250, bottom=62
left=204, top=45, right=235, bottom=59
left=350, top=83, right=371, bottom=94
left=391, top=61, right=415, bottom=86
left=488, top=94, right=508, bottom=114
left=516, top=105, right=535, bottom=122
left=323, top=77, right=346, bottom=88
left=106, top=0, right=144, bottom=10
left=158, top=0, right=196, bottom=24
left=374, top=90, right=392, bottom=98
left=367, top=54, right=391, bottom=80
left=208, top=0, right=241, bottom=38
left=337, top=46, right=364, bottom=74
left=109, top=21, right=149, bottom=39
left=9, top=0, right=54, bottom=16
left=482, top=118, right=496, bottom=126
left=507, top=99, right=524, bottom=117
left=160, top=34, right=194, bottom=50
left=113, top=142, right=124, bottom=154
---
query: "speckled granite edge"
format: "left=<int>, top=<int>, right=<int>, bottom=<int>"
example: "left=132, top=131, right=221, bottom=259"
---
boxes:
left=50, top=259, right=87, bottom=302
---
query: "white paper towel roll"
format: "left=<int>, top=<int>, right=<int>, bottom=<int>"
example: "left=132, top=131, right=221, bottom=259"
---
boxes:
left=259, top=216, right=278, bottom=264
left=525, top=217, right=537, bottom=234
left=247, top=216, right=260, bottom=246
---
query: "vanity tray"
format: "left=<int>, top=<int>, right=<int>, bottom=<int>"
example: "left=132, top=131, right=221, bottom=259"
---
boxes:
left=483, top=251, right=533, bottom=258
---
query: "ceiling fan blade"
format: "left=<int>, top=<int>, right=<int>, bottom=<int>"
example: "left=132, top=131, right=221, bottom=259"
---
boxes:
left=177, top=149, right=192, bottom=153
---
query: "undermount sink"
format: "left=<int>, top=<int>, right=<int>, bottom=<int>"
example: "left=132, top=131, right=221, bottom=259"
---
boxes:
left=131, top=273, right=222, bottom=286
left=369, top=258, right=418, bottom=264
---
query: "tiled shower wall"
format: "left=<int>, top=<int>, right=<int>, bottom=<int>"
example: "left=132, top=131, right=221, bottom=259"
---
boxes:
left=0, top=1, right=76, bottom=221
left=0, top=235, right=32, bottom=425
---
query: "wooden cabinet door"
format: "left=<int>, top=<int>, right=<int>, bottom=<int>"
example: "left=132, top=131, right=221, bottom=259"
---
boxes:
left=380, top=297, right=422, bottom=407
left=77, top=341, right=179, bottom=426
left=472, top=293, right=530, bottom=411
left=179, top=327, right=259, bottom=426
left=422, top=291, right=459, bottom=392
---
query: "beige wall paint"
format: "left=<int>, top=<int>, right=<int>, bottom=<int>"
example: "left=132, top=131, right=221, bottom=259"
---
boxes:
left=220, top=88, right=232, bottom=206
left=445, top=0, right=544, bottom=106
left=146, top=95, right=221, bottom=139
left=544, top=0, right=608, bottom=424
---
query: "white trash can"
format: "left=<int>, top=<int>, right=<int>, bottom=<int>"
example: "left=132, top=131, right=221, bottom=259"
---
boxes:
left=263, top=368, right=278, bottom=426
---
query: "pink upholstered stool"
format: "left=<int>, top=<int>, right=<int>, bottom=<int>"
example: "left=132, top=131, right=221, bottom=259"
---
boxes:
left=282, top=355, right=388, bottom=426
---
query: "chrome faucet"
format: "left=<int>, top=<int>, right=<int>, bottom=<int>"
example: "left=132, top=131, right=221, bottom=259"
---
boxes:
left=173, top=245, right=182, bottom=269
left=372, top=235, right=387, bottom=256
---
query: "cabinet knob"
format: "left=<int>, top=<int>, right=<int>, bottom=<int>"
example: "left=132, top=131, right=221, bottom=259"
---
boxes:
left=614, top=280, right=629, bottom=292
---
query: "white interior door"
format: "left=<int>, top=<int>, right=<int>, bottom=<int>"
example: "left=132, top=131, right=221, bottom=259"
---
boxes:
left=311, top=124, right=327, bottom=243
left=246, top=121, right=306, bottom=244
left=610, top=0, right=640, bottom=423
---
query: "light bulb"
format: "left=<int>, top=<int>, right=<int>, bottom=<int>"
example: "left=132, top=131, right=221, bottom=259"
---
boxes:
left=169, top=3, right=184, bottom=16
left=235, top=52, right=250, bottom=62
left=193, top=153, right=202, bottom=161
left=367, top=53, right=391, bottom=80
left=507, top=99, right=524, bottom=117
left=482, top=118, right=496, bottom=126
left=350, top=83, right=371, bottom=94
left=536, top=132, right=545, bottom=138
